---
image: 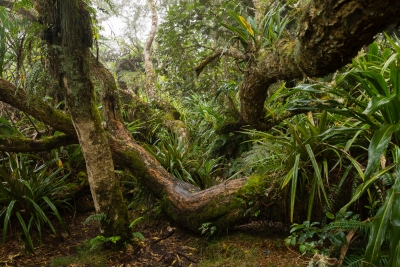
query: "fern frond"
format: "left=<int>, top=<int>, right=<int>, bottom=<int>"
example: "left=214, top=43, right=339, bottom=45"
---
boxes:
left=324, top=220, right=371, bottom=235
left=326, top=183, right=342, bottom=210
left=84, top=213, right=108, bottom=225
left=26, top=61, right=43, bottom=96
left=342, top=253, right=363, bottom=267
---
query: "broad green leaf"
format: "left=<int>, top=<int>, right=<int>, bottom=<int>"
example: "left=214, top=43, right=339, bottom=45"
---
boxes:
left=367, top=42, right=379, bottom=62
left=349, top=73, right=379, bottom=97
left=24, top=196, right=56, bottom=235
left=42, top=196, right=69, bottom=234
left=305, top=144, right=330, bottom=209
left=281, top=165, right=294, bottom=189
left=382, top=53, right=397, bottom=74
left=363, top=94, right=396, bottom=115
left=390, top=63, right=400, bottom=96
left=341, top=163, right=396, bottom=211
left=15, top=212, right=34, bottom=252
left=344, top=154, right=365, bottom=181
left=307, top=173, right=317, bottom=222
left=326, top=212, right=335, bottom=219
left=364, top=123, right=400, bottom=179
left=3, top=200, right=15, bottom=244
left=385, top=32, right=400, bottom=55
left=364, top=187, right=395, bottom=265
left=344, top=127, right=368, bottom=152
left=289, top=154, right=300, bottom=222
left=220, top=22, right=249, bottom=43
left=361, top=71, right=389, bottom=97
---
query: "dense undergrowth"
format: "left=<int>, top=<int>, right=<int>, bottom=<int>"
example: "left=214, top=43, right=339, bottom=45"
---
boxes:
left=1, top=0, right=400, bottom=266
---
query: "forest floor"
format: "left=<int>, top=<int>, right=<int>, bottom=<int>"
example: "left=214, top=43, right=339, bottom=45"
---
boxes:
left=0, top=197, right=311, bottom=267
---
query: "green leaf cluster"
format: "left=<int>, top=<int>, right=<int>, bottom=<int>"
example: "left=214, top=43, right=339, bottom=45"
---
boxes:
left=220, top=3, right=292, bottom=51
left=0, top=153, right=71, bottom=252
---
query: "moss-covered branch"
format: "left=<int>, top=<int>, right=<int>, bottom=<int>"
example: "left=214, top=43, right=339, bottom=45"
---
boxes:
left=198, top=0, right=400, bottom=130
left=0, top=79, right=76, bottom=137
left=109, top=135, right=274, bottom=231
left=0, top=134, right=77, bottom=152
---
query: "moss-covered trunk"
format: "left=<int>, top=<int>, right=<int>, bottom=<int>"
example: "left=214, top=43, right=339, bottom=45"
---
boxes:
left=109, top=136, right=271, bottom=231
left=32, top=0, right=130, bottom=241
left=236, top=0, right=400, bottom=130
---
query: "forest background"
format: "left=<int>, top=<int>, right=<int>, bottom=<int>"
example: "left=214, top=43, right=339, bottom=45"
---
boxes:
left=1, top=0, right=400, bottom=266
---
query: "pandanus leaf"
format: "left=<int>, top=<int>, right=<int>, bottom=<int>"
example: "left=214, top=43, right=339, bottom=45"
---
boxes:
left=363, top=94, right=395, bottom=115
left=363, top=187, right=395, bottom=266
left=341, top=123, right=399, bottom=211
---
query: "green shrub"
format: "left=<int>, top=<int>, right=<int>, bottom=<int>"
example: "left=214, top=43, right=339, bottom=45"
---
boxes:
left=0, top=153, right=71, bottom=252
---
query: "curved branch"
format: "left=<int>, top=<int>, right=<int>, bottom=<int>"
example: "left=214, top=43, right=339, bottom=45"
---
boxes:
left=238, top=0, right=400, bottom=130
left=0, top=79, right=76, bottom=137
left=297, top=0, right=400, bottom=77
left=0, top=134, right=77, bottom=152
left=195, top=48, right=247, bottom=76
left=109, top=135, right=271, bottom=231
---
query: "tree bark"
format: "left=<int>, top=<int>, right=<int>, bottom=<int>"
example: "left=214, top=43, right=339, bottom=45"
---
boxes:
left=0, top=135, right=77, bottom=152
left=144, top=0, right=158, bottom=100
left=31, top=0, right=130, bottom=241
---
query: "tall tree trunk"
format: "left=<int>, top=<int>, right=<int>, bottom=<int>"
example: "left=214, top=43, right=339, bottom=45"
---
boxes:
left=32, top=0, right=130, bottom=241
left=144, top=0, right=158, bottom=100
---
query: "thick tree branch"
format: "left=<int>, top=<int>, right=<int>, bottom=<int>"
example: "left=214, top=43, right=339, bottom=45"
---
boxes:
left=0, top=79, right=76, bottom=137
left=195, top=48, right=247, bottom=76
left=297, top=0, right=400, bottom=77
left=0, top=134, right=77, bottom=152
left=238, top=0, right=400, bottom=130
left=109, top=136, right=269, bottom=231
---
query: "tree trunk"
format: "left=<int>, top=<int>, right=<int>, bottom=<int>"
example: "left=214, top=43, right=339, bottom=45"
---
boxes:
left=144, top=0, right=158, bottom=100
left=31, top=0, right=131, bottom=241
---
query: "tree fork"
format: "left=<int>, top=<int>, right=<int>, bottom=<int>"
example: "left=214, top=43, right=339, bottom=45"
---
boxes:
left=32, top=0, right=131, bottom=241
left=0, top=77, right=272, bottom=232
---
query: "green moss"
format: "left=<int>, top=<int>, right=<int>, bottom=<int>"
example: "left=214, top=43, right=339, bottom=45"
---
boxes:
left=237, top=174, right=268, bottom=196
